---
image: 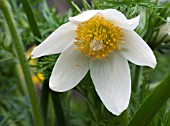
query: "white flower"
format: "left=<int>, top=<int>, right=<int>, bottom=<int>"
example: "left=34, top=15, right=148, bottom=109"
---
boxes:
left=31, top=9, right=157, bottom=116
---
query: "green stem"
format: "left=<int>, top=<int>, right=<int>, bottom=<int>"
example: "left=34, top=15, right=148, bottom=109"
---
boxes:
left=0, top=1, right=44, bottom=126
left=132, top=66, right=142, bottom=93
left=12, top=44, right=26, bottom=95
left=40, top=80, right=50, bottom=125
left=49, top=95, right=55, bottom=126
left=14, top=63, right=26, bottom=95
left=129, top=73, right=170, bottom=126
left=51, top=91, right=66, bottom=126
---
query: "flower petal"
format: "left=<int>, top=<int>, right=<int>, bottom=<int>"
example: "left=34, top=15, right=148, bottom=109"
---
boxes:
left=69, top=9, right=140, bottom=31
left=101, top=9, right=140, bottom=30
left=120, top=30, right=157, bottom=68
left=69, top=10, right=101, bottom=24
left=49, top=45, right=90, bottom=92
left=127, top=15, right=140, bottom=30
left=90, top=53, right=131, bottom=116
left=31, top=22, right=77, bottom=58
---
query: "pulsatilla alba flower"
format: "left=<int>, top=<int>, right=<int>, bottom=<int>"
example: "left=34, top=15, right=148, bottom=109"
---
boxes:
left=31, top=9, right=156, bottom=115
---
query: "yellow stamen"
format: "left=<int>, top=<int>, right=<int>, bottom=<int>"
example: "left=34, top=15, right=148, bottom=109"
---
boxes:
left=74, top=15, right=124, bottom=59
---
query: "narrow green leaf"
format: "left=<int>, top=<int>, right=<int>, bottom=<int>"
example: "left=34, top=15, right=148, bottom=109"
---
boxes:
left=129, top=73, right=170, bottom=126
left=19, top=0, right=42, bottom=41
left=0, top=111, right=14, bottom=126
left=67, top=0, right=81, bottom=13
left=82, top=0, right=92, bottom=10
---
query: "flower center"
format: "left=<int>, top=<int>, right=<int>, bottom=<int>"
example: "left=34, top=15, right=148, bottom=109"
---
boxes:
left=74, top=15, right=124, bottom=59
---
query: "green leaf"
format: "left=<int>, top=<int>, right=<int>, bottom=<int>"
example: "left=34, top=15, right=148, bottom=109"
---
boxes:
left=19, top=0, right=42, bottom=42
left=129, top=73, right=170, bottom=126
